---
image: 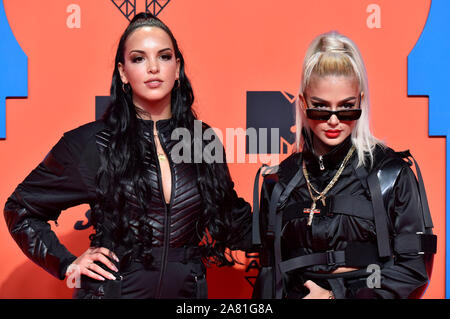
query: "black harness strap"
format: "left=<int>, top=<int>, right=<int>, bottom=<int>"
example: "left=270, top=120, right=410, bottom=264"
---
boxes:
left=412, top=158, right=434, bottom=229
left=397, top=151, right=434, bottom=229
left=330, top=195, right=374, bottom=220
left=279, top=241, right=381, bottom=274
left=252, top=164, right=268, bottom=246
left=264, top=182, right=283, bottom=299
left=353, top=161, right=394, bottom=259
left=367, top=172, right=392, bottom=258
left=394, top=233, right=437, bottom=255
left=267, top=183, right=284, bottom=240
left=273, top=197, right=284, bottom=299
left=280, top=251, right=346, bottom=273
left=270, top=168, right=304, bottom=299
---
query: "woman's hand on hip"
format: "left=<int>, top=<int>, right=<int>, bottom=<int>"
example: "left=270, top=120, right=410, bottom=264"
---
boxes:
left=66, top=247, right=119, bottom=281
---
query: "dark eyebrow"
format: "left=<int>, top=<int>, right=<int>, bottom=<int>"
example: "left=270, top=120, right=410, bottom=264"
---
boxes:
left=339, top=96, right=358, bottom=103
left=310, top=96, right=357, bottom=103
left=158, top=48, right=173, bottom=53
left=128, top=48, right=173, bottom=55
left=310, top=96, right=328, bottom=103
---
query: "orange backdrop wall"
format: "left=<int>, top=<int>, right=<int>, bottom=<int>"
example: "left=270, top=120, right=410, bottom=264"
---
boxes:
left=0, top=0, right=444, bottom=299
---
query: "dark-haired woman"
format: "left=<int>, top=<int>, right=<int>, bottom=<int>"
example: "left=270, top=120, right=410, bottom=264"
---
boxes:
left=4, top=13, right=251, bottom=299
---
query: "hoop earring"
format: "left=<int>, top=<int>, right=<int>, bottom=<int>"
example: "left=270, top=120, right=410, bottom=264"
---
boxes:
left=122, top=83, right=131, bottom=93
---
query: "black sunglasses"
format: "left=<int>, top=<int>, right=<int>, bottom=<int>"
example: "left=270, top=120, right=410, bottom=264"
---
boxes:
left=306, top=108, right=362, bottom=121
left=304, top=93, right=362, bottom=121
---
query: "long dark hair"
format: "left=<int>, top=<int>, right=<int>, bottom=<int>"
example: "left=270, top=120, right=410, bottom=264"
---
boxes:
left=90, top=12, right=237, bottom=267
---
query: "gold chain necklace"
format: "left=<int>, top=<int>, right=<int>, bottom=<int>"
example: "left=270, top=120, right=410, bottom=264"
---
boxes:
left=302, top=145, right=356, bottom=226
left=154, top=129, right=167, bottom=161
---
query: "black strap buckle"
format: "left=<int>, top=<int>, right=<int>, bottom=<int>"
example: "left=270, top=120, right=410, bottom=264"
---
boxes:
left=326, top=250, right=336, bottom=266
left=265, top=230, right=275, bottom=240
left=416, top=232, right=425, bottom=255
left=417, top=232, right=437, bottom=255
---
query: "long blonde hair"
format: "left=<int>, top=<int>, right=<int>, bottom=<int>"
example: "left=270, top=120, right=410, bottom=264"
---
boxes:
left=295, top=31, right=382, bottom=167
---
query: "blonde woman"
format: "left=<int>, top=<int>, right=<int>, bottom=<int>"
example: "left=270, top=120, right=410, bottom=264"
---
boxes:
left=252, top=31, right=436, bottom=299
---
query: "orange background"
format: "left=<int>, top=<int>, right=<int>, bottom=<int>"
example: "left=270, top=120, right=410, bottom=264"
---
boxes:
left=0, top=0, right=444, bottom=299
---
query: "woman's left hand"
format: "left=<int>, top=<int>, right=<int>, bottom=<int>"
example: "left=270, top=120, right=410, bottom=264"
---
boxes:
left=302, top=280, right=334, bottom=299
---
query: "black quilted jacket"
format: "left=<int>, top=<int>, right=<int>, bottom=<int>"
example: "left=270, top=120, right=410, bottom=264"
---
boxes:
left=4, top=118, right=252, bottom=298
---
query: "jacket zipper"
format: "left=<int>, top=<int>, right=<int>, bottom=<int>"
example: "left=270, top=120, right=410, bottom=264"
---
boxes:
left=152, top=126, right=175, bottom=299
left=318, top=155, right=325, bottom=170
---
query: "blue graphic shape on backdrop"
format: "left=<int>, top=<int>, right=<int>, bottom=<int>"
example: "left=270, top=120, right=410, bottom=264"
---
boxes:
left=0, top=1, right=28, bottom=139
left=408, top=0, right=450, bottom=298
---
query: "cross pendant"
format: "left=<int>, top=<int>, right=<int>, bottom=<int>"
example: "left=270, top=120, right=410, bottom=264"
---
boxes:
left=303, top=205, right=321, bottom=226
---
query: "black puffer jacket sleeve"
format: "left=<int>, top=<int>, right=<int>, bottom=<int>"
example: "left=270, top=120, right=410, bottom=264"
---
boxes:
left=223, top=190, right=251, bottom=252
left=353, top=165, right=429, bottom=299
left=4, top=133, right=93, bottom=280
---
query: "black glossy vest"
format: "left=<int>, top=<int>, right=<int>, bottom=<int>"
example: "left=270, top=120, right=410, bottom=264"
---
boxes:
left=95, top=118, right=204, bottom=247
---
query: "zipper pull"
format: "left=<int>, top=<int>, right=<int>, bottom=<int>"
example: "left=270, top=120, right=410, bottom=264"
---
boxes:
left=318, top=156, right=325, bottom=170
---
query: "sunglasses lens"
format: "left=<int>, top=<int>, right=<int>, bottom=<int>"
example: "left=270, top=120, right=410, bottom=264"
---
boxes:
left=337, top=110, right=361, bottom=121
left=306, top=109, right=361, bottom=121
left=306, top=109, right=330, bottom=120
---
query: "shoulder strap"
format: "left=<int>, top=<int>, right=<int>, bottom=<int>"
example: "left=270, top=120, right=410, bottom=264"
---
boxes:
left=252, top=164, right=268, bottom=246
left=252, top=155, right=305, bottom=298
left=396, top=150, right=433, bottom=229
left=269, top=182, right=285, bottom=299
left=251, top=164, right=280, bottom=246
left=367, top=171, right=392, bottom=258
left=272, top=166, right=304, bottom=299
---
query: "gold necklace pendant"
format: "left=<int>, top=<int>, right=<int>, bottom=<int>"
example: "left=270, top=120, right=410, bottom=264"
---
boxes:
left=302, top=145, right=356, bottom=226
left=303, top=200, right=321, bottom=226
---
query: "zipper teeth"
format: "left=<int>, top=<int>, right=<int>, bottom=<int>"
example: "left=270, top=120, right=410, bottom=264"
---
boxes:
left=154, top=129, right=174, bottom=299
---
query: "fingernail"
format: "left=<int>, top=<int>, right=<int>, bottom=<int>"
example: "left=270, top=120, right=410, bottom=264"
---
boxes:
left=114, top=256, right=119, bottom=262
left=109, top=274, right=117, bottom=280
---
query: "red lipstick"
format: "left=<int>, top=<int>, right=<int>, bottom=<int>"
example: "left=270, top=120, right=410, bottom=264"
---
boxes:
left=325, top=130, right=341, bottom=138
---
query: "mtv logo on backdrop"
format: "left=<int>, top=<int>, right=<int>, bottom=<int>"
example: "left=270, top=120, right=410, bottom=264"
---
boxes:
left=246, top=91, right=296, bottom=155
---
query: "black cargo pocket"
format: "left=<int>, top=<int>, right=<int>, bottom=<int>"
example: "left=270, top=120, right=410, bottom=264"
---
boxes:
left=74, top=275, right=123, bottom=299
left=73, top=286, right=105, bottom=299
left=190, top=263, right=207, bottom=299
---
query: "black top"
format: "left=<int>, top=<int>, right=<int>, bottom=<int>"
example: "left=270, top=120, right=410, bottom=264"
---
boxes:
left=282, top=137, right=378, bottom=260
left=4, top=118, right=252, bottom=298
left=257, top=135, right=429, bottom=298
